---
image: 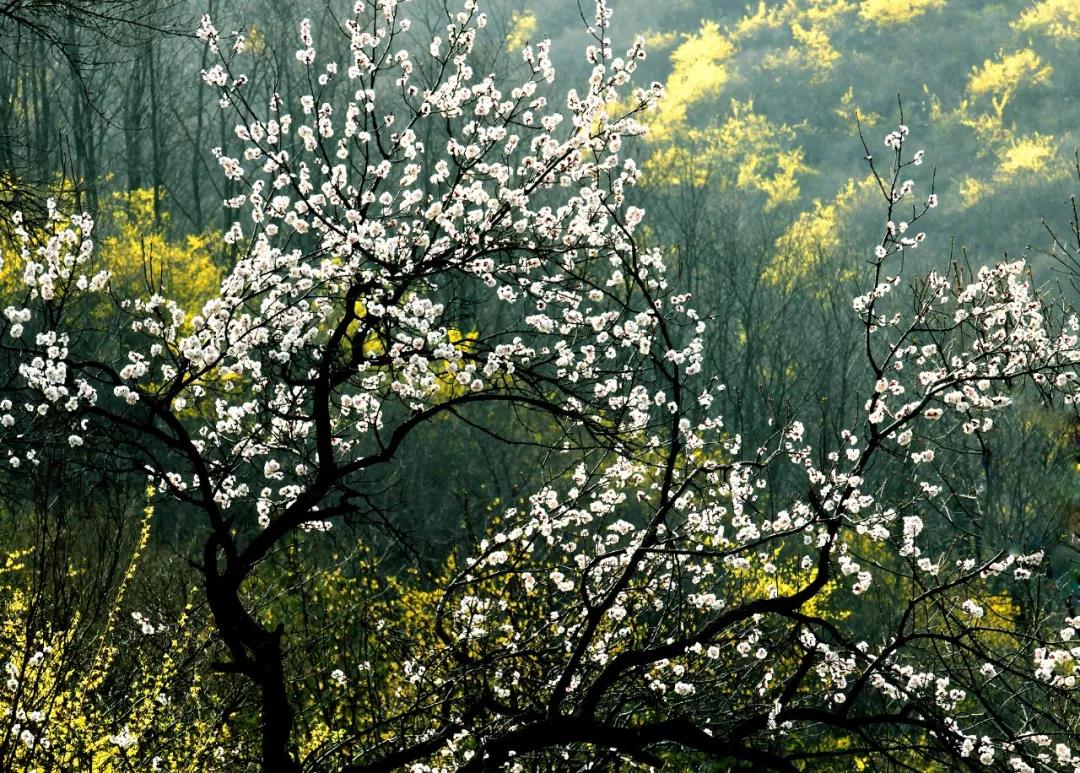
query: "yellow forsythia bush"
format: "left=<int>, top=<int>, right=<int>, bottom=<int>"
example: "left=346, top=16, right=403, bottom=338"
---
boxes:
left=0, top=490, right=245, bottom=771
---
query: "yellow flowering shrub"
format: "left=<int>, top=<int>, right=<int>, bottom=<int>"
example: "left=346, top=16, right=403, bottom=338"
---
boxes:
left=643, top=101, right=810, bottom=209
left=0, top=188, right=221, bottom=316
left=967, top=49, right=1052, bottom=120
left=859, top=0, right=946, bottom=25
left=763, top=20, right=842, bottom=83
left=790, top=21, right=842, bottom=80
left=505, top=10, right=537, bottom=51
left=97, top=189, right=222, bottom=312
left=968, top=49, right=1052, bottom=98
left=640, top=30, right=678, bottom=50
left=959, top=176, right=995, bottom=208
left=802, top=0, right=858, bottom=27
left=732, top=1, right=789, bottom=39
left=834, top=86, right=881, bottom=127
left=763, top=176, right=875, bottom=289
left=730, top=0, right=853, bottom=42
left=246, top=543, right=467, bottom=768
left=1012, top=0, right=1080, bottom=39
left=995, top=132, right=1061, bottom=181
left=647, top=22, right=735, bottom=140
left=0, top=491, right=242, bottom=771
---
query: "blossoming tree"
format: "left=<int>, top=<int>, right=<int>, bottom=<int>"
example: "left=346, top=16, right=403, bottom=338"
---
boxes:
left=3, top=1, right=1080, bottom=770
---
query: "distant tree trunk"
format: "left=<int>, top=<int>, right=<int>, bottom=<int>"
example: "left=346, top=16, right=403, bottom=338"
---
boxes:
left=0, top=57, right=15, bottom=172
left=66, top=23, right=97, bottom=211
left=148, top=40, right=163, bottom=227
left=32, top=36, right=51, bottom=176
left=123, top=51, right=146, bottom=195
left=86, top=92, right=99, bottom=213
left=17, top=36, right=29, bottom=170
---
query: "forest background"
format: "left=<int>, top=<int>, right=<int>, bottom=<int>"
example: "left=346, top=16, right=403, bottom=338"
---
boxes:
left=3, top=0, right=1080, bottom=769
